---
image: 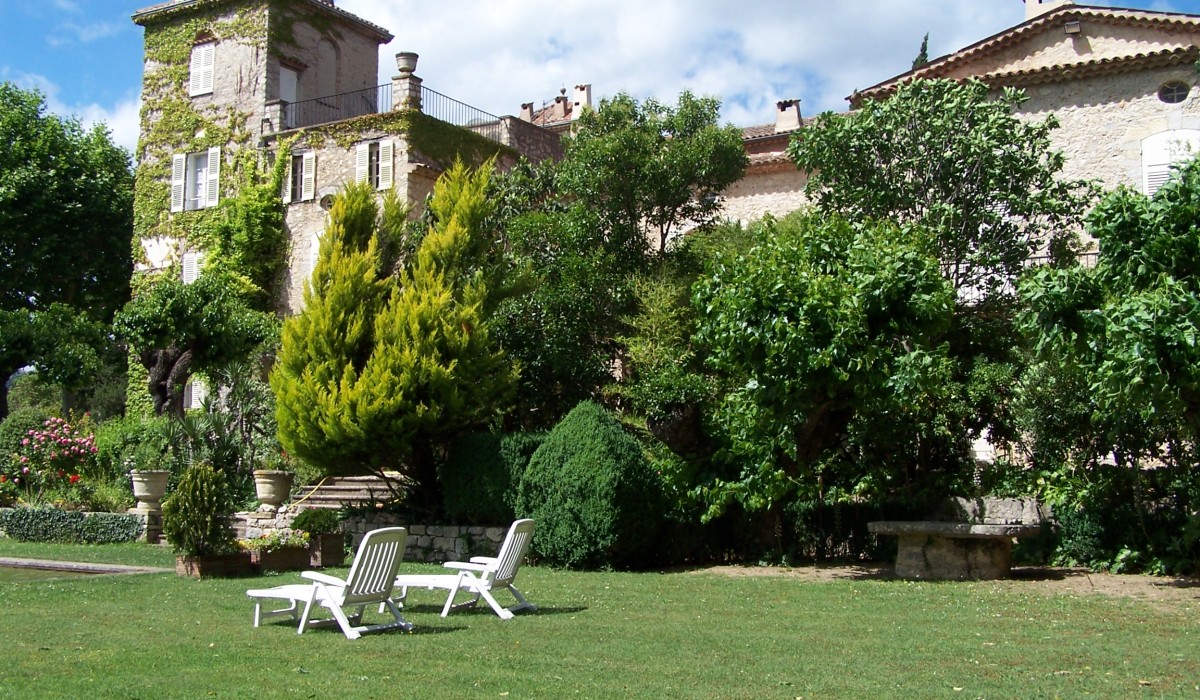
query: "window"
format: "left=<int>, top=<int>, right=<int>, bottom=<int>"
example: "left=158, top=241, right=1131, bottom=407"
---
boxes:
left=354, top=140, right=393, bottom=190
left=170, top=147, right=221, bottom=212
left=189, top=42, right=215, bottom=97
left=1159, top=81, right=1190, bottom=104
left=282, top=151, right=315, bottom=203
left=1142, top=129, right=1200, bottom=196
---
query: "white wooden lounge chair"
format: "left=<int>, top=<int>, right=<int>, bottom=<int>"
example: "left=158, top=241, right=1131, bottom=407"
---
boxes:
left=394, top=518, right=537, bottom=620
left=246, top=526, right=412, bottom=640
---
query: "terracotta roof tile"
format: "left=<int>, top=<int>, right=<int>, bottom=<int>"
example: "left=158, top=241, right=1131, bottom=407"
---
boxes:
left=852, top=5, right=1200, bottom=105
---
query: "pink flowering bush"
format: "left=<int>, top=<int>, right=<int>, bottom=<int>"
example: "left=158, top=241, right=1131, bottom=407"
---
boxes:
left=3, top=416, right=96, bottom=506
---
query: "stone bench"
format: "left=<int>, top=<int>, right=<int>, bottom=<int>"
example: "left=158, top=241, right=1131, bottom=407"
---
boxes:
left=868, top=497, right=1048, bottom=580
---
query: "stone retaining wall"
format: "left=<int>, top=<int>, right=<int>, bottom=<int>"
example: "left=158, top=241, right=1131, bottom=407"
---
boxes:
left=233, top=509, right=505, bottom=563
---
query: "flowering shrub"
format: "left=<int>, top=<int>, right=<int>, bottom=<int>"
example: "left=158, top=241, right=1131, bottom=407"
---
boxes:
left=4, top=416, right=96, bottom=505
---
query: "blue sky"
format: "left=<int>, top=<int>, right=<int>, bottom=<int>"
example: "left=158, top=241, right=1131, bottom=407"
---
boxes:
left=3, top=0, right=1200, bottom=155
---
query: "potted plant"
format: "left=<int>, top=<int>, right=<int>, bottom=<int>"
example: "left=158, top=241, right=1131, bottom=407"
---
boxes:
left=239, top=530, right=311, bottom=572
left=291, top=508, right=346, bottom=567
left=162, top=462, right=251, bottom=578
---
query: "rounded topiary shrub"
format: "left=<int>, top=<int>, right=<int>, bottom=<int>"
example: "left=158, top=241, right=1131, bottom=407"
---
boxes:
left=516, top=401, right=665, bottom=569
left=440, top=431, right=546, bottom=524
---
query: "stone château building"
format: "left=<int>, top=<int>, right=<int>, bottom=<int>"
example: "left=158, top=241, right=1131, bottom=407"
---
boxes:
left=723, top=0, right=1200, bottom=224
left=130, top=0, right=565, bottom=406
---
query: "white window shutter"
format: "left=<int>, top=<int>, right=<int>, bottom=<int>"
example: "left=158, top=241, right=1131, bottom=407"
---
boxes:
left=182, top=251, right=201, bottom=284
left=205, top=146, right=221, bottom=207
left=378, top=140, right=394, bottom=189
left=354, top=143, right=369, bottom=183
left=189, top=43, right=214, bottom=97
left=282, top=158, right=292, bottom=204
left=301, top=152, right=316, bottom=201
left=1143, top=129, right=1200, bottom=196
left=170, top=154, right=186, bottom=212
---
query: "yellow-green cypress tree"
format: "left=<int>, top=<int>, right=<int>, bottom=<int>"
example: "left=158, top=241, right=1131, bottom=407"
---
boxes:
left=272, top=164, right=519, bottom=514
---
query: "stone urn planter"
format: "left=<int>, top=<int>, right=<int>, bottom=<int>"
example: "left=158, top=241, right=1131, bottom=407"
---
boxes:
left=129, top=469, right=170, bottom=513
left=253, top=470, right=294, bottom=512
left=175, top=552, right=254, bottom=579
left=395, top=51, right=419, bottom=74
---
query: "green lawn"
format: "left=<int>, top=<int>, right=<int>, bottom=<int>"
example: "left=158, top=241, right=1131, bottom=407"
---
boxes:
left=1, top=541, right=1197, bottom=699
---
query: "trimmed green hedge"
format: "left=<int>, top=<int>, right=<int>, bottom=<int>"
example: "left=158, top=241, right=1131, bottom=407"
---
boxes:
left=0, top=507, right=145, bottom=544
left=516, top=402, right=665, bottom=569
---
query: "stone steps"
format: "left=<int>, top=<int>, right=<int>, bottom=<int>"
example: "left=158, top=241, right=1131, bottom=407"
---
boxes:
left=289, top=475, right=403, bottom=511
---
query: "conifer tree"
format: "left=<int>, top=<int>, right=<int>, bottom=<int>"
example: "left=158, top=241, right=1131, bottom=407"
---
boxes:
left=272, top=164, right=519, bottom=513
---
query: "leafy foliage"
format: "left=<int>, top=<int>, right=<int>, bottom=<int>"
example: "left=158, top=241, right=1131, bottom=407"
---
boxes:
left=789, top=79, right=1094, bottom=302
left=516, top=401, right=665, bottom=569
left=693, top=213, right=955, bottom=518
left=560, top=91, right=748, bottom=253
left=161, top=462, right=237, bottom=556
left=290, top=508, right=340, bottom=535
left=1017, top=155, right=1200, bottom=573
left=0, top=83, right=133, bottom=418
left=114, top=274, right=276, bottom=417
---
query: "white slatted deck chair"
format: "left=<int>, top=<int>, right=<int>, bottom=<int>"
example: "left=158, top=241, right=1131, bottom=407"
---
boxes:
left=246, top=527, right=412, bottom=640
left=394, top=518, right=537, bottom=620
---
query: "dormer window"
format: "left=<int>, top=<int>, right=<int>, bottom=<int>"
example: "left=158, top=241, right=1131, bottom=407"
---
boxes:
left=189, top=41, right=215, bottom=97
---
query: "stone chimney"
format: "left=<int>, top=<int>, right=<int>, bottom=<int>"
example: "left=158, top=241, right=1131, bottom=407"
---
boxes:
left=572, top=84, right=592, bottom=120
left=1025, top=0, right=1073, bottom=21
left=520, top=102, right=535, bottom=122
left=775, top=99, right=801, bottom=133
left=553, top=90, right=569, bottom=121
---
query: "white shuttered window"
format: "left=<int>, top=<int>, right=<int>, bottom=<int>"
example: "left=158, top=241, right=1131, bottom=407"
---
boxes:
left=188, top=42, right=215, bottom=97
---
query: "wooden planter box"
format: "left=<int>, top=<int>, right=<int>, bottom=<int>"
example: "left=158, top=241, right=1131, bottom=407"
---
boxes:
left=309, top=533, right=345, bottom=568
left=175, top=552, right=255, bottom=579
left=250, top=546, right=311, bottom=572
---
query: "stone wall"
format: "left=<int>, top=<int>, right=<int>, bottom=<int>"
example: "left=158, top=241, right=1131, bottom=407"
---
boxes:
left=721, top=164, right=809, bottom=224
left=1018, top=64, right=1200, bottom=193
left=233, top=509, right=506, bottom=564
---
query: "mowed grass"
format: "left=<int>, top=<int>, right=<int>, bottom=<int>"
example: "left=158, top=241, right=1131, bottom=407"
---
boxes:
left=1, top=541, right=1197, bottom=699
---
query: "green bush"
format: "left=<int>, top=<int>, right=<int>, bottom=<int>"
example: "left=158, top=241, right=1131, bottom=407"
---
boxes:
left=0, top=408, right=52, bottom=465
left=516, top=401, right=665, bottom=569
left=0, top=507, right=144, bottom=543
left=162, top=463, right=237, bottom=556
left=290, top=508, right=340, bottom=534
left=93, top=414, right=171, bottom=481
left=440, top=432, right=545, bottom=524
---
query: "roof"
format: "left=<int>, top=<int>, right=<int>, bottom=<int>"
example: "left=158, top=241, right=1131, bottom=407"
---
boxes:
left=132, top=0, right=393, bottom=43
left=851, top=4, right=1200, bottom=106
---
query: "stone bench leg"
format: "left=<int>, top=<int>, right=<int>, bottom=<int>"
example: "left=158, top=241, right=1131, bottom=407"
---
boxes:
left=894, top=534, right=1013, bottom=580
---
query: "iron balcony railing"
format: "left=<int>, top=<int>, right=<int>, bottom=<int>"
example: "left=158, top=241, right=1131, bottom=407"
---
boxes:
left=420, top=86, right=504, bottom=143
left=282, top=84, right=392, bottom=130
left=279, top=83, right=508, bottom=147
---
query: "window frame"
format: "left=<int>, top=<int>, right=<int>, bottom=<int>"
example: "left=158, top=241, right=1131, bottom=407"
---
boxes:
left=189, top=41, right=216, bottom=97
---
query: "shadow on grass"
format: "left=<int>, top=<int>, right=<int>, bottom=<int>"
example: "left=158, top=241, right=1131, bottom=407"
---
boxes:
left=399, top=602, right=588, bottom=617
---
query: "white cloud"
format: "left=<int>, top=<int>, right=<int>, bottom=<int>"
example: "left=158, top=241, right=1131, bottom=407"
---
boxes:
left=338, top=0, right=1022, bottom=127
left=8, top=71, right=140, bottom=155
left=48, top=21, right=122, bottom=47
